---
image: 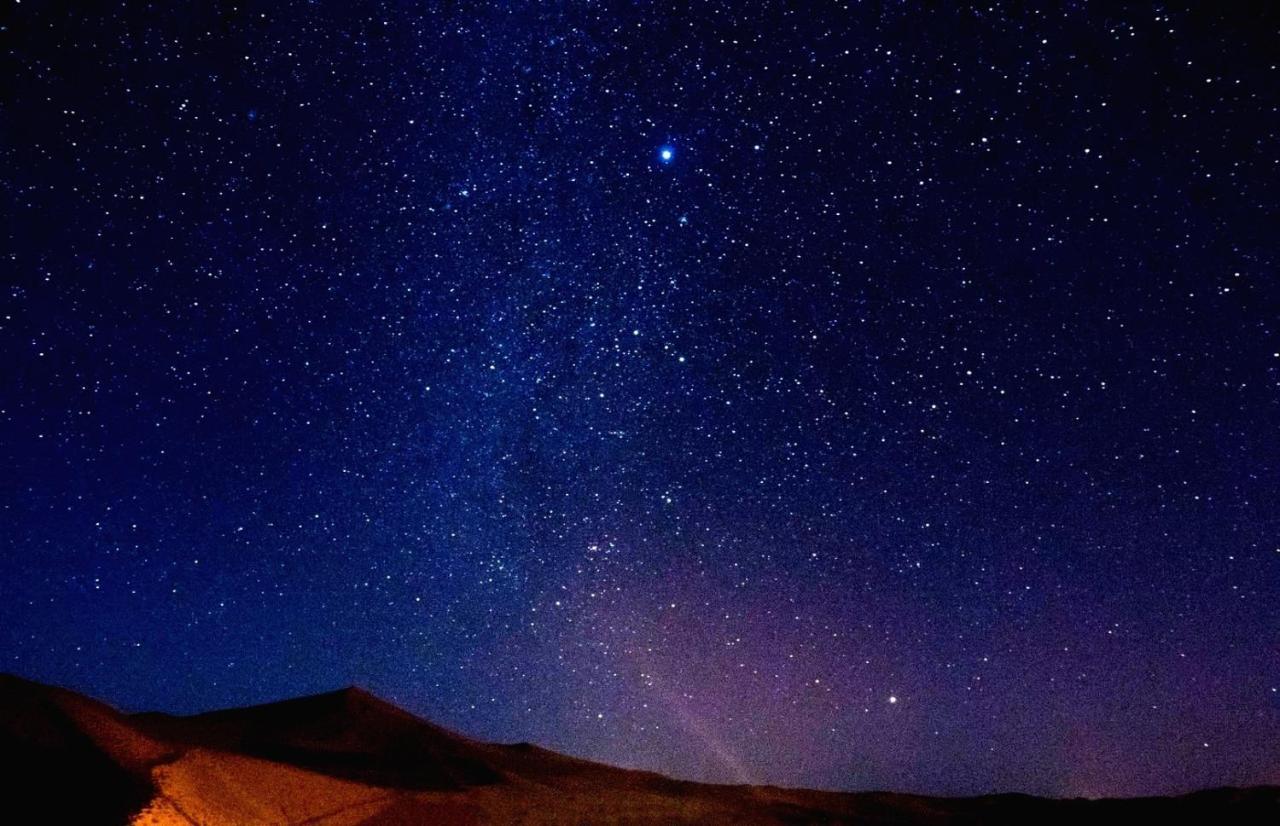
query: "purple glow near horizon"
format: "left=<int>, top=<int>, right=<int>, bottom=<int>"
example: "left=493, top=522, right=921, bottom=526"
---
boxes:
left=2, top=2, right=1278, bottom=798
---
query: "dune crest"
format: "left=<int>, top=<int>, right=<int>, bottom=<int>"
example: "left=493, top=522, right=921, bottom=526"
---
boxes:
left=2, top=674, right=1275, bottom=825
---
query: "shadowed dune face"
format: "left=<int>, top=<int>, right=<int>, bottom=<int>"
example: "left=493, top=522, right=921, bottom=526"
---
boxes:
left=130, top=686, right=504, bottom=791
left=2, top=674, right=1277, bottom=826
left=0, top=675, right=160, bottom=824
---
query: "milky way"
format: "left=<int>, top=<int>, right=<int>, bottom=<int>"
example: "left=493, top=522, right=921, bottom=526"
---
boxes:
left=3, top=3, right=1278, bottom=797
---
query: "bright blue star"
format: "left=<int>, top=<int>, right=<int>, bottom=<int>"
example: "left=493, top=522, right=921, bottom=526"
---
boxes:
left=658, top=145, right=675, bottom=164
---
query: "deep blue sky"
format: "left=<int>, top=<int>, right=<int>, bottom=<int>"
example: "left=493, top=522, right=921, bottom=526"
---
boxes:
left=2, top=2, right=1277, bottom=797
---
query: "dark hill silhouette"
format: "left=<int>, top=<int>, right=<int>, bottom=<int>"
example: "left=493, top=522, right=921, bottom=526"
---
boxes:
left=2, top=673, right=1276, bottom=825
left=130, top=685, right=503, bottom=790
left=0, top=674, right=166, bottom=823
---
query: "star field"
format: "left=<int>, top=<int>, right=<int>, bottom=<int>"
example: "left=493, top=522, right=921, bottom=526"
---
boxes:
left=2, top=2, right=1278, bottom=797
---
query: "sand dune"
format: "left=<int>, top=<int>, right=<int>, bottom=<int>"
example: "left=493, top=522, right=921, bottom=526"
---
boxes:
left=2, top=673, right=1275, bottom=825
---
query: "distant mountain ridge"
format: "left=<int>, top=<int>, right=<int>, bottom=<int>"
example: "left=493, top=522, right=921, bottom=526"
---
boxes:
left=2, top=673, right=1276, bottom=825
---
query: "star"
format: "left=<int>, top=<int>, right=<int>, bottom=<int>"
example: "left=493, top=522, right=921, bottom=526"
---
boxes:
left=4, top=1, right=1274, bottom=800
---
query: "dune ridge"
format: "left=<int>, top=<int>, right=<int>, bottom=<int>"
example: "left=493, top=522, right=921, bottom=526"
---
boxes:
left=2, top=673, right=1275, bottom=825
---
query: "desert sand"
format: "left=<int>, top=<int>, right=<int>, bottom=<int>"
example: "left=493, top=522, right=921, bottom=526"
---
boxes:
left=2, top=673, right=1275, bottom=825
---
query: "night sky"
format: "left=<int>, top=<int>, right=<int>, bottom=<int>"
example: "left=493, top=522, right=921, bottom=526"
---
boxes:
left=3, top=2, right=1278, bottom=799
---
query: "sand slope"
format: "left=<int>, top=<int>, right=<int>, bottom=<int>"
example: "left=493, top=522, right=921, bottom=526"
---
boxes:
left=2, top=674, right=1275, bottom=825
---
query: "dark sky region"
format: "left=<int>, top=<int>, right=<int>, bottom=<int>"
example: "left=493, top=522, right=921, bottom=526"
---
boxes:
left=2, top=1, right=1278, bottom=799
